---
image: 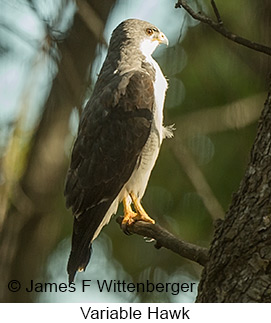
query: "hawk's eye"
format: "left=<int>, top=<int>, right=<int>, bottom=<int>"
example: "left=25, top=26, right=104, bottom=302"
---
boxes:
left=146, top=28, right=154, bottom=36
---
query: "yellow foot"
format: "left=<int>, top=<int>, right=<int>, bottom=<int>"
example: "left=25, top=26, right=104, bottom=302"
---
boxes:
left=130, top=192, right=155, bottom=224
left=121, top=193, right=155, bottom=235
left=121, top=197, right=138, bottom=235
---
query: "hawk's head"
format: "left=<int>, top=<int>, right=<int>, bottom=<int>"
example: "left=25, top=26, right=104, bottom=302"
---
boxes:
left=110, top=19, right=168, bottom=58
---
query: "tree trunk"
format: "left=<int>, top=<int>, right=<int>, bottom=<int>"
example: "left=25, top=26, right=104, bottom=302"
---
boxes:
left=196, top=89, right=271, bottom=302
left=0, top=0, right=116, bottom=302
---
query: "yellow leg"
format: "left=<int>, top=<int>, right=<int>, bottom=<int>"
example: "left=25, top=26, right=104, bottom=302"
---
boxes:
left=130, top=192, right=155, bottom=224
left=122, top=196, right=138, bottom=227
left=121, top=193, right=155, bottom=234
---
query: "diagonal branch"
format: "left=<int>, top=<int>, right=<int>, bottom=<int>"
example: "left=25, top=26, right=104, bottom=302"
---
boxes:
left=116, top=216, right=208, bottom=267
left=76, top=0, right=107, bottom=45
left=210, top=0, right=222, bottom=24
left=171, top=141, right=225, bottom=220
left=175, top=0, right=271, bottom=56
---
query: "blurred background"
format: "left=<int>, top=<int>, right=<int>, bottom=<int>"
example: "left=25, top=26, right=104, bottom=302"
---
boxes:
left=0, top=0, right=270, bottom=302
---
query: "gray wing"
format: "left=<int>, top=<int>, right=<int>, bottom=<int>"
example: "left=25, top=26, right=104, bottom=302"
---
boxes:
left=64, top=70, right=155, bottom=282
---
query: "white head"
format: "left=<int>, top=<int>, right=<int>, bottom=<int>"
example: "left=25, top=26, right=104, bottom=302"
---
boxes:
left=110, top=19, right=169, bottom=59
left=140, top=26, right=168, bottom=57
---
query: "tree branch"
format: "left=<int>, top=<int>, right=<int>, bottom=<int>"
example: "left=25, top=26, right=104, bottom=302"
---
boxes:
left=171, top=141, right=224, bottom=220
left=210, top=0, right=222, bottom=24
left=116, top=216, right=208, bottom=267
left=175, top=0, right=271, bottom=56
left=76, top=0, right=107, bottom=45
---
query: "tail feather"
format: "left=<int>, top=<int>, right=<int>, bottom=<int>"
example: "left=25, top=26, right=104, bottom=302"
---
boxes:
left=67, top=245, right=92, bottom=283
left=67, top=201, right=112, bottom=283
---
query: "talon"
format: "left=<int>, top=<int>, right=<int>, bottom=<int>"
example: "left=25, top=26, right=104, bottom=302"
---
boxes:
left=121, top=193, right=155, bottom=234
left=130, top=192, right=155, bottom=224
left=121, top=214, right=135, bottom=235
left=121, top=222, right=133, bottom=235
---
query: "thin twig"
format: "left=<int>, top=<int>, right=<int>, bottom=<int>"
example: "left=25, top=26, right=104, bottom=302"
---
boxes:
left=116, top=216, right=208, bottom=267
left=211, top=0, right=222, bottom=24
left=175, top=0, right=271, bottom=56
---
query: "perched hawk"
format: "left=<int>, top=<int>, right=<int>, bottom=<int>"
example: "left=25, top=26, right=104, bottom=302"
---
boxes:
left=65, top=19, right=172, bottom=282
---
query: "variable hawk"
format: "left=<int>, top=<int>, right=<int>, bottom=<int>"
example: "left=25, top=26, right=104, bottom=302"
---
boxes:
left=64, top=18, right=172, bottom=282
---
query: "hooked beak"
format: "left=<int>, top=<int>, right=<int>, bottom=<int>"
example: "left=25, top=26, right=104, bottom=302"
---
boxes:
left=157, top=32, right=169, bottom=46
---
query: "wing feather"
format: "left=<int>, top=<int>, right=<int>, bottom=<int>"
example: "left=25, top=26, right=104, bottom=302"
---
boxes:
left=65, top=69, right=155, bottom=281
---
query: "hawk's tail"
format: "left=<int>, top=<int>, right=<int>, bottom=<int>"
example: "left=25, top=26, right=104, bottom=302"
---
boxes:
left=67, top=201, right=112, bottom=283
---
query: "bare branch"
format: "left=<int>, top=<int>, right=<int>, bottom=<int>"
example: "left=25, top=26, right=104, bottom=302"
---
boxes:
left=211, top=0, right=222, bottom=24
left=76, top=0, right=107, bottom=45
left=175, top=0, right=271, bottom=56
left=116, top=216, right=209, bottom=267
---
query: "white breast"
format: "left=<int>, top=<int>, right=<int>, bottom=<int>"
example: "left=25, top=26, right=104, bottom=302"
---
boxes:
left=124, top=55, right=168, bottom=199
left=150, top=57, right=168, bottom=143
